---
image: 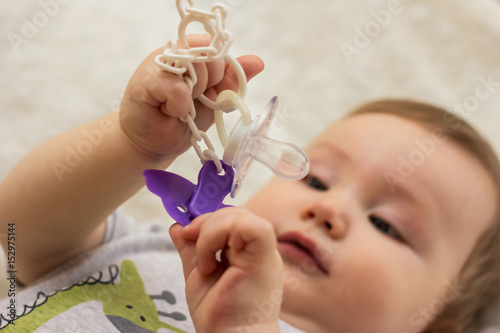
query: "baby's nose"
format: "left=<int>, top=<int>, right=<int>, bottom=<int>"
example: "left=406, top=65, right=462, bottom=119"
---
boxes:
left=301, top=200, right=348, bottom=240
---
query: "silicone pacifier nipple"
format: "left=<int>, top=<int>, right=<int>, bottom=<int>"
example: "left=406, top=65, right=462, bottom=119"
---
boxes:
left=222, top=96, right=310, bottom=197
left=248, top=135, right=309, bottom=179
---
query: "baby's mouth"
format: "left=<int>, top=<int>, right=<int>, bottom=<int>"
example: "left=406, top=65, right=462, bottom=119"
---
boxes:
left=277, top=232, right=329, bottom=275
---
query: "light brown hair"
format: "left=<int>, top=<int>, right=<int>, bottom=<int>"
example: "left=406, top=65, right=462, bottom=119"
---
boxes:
left=346, top=99, right=500, bottom=332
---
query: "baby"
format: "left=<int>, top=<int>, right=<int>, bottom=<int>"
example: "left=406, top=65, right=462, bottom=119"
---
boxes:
left=1, top=34, right=499, bottom=333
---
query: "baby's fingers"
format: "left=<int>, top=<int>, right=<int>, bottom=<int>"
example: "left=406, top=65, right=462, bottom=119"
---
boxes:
left=190, top=60, right=224, bottom=99
left=185, top=208, right=278, bottom=276
left=227, top=215, right=277, bottom=261
left=193, top=212, right=233, bottom=276
left=181, top=213, right=221, bottom=275
left=170, top=223, right=199, bottom=279
left=212, top=55, right=264, bottom=95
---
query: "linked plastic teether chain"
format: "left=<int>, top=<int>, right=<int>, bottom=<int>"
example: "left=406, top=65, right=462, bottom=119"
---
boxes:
left=154, top=0, right=249, bottom=173
left=144, top=0, right=310, bottom=226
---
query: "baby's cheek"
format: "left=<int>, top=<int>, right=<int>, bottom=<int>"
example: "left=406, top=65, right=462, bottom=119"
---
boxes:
left=334, top=256, right=392, bottom=306
left=329, top=251, right=419, bottom=330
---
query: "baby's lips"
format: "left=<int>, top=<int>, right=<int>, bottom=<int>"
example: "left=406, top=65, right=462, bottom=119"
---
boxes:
left=278, top=231, right=331, bottom=274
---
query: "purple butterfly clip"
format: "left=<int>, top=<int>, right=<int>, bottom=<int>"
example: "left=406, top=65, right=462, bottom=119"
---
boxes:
left=143, top=161, right=234, bottom=226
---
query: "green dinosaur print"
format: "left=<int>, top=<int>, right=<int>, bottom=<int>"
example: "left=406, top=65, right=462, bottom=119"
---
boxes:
left=0, top=260, right=187, bottom=333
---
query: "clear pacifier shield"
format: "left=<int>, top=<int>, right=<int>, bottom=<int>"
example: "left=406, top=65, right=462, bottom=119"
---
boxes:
left=223, top=97, right=310, bottom=197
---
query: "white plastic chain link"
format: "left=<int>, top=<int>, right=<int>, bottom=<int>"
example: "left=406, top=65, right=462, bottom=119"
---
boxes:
left=155, top=0, right=252, bottom=173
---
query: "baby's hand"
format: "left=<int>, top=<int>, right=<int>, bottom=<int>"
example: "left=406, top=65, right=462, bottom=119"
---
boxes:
left=170, top=207, right=283, bottom=333
left=119, top=34, right=264, bottom=161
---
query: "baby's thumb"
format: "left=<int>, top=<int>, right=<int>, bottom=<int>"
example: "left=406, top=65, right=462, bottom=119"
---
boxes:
left=169, top=223, right=199, bottom=279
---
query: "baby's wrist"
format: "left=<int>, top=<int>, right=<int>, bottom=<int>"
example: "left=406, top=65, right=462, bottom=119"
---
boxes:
left=110, top=111, right=177, bottom=173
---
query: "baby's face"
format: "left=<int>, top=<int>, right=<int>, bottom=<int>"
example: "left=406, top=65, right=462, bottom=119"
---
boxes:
left=245, top=113, right=496, bottom=333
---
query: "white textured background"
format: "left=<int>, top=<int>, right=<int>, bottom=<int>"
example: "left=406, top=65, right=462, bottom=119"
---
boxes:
left=1, top=0, right=500, bottom=329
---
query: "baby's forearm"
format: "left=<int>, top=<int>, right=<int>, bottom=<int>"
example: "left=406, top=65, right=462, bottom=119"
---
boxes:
left=0, top=111, right=174, bottom=284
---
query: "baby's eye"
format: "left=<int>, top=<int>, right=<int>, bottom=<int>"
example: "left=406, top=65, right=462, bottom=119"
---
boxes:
left=303, top=175, right=328, bottom=191
left=369, top=215, right=402, bottom=241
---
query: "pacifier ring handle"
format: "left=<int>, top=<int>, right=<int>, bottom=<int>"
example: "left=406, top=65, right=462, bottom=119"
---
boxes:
left=215, top=90, right=252, bottom=148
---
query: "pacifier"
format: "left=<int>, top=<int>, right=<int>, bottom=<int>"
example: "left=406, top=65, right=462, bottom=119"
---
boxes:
left=143, top=91, right=309, bottom=226
left=215, top=91, right=309, bottom=197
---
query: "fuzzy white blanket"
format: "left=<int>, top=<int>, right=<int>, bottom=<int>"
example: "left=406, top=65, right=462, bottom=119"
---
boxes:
left=1, top=0, right=500, bottom=329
